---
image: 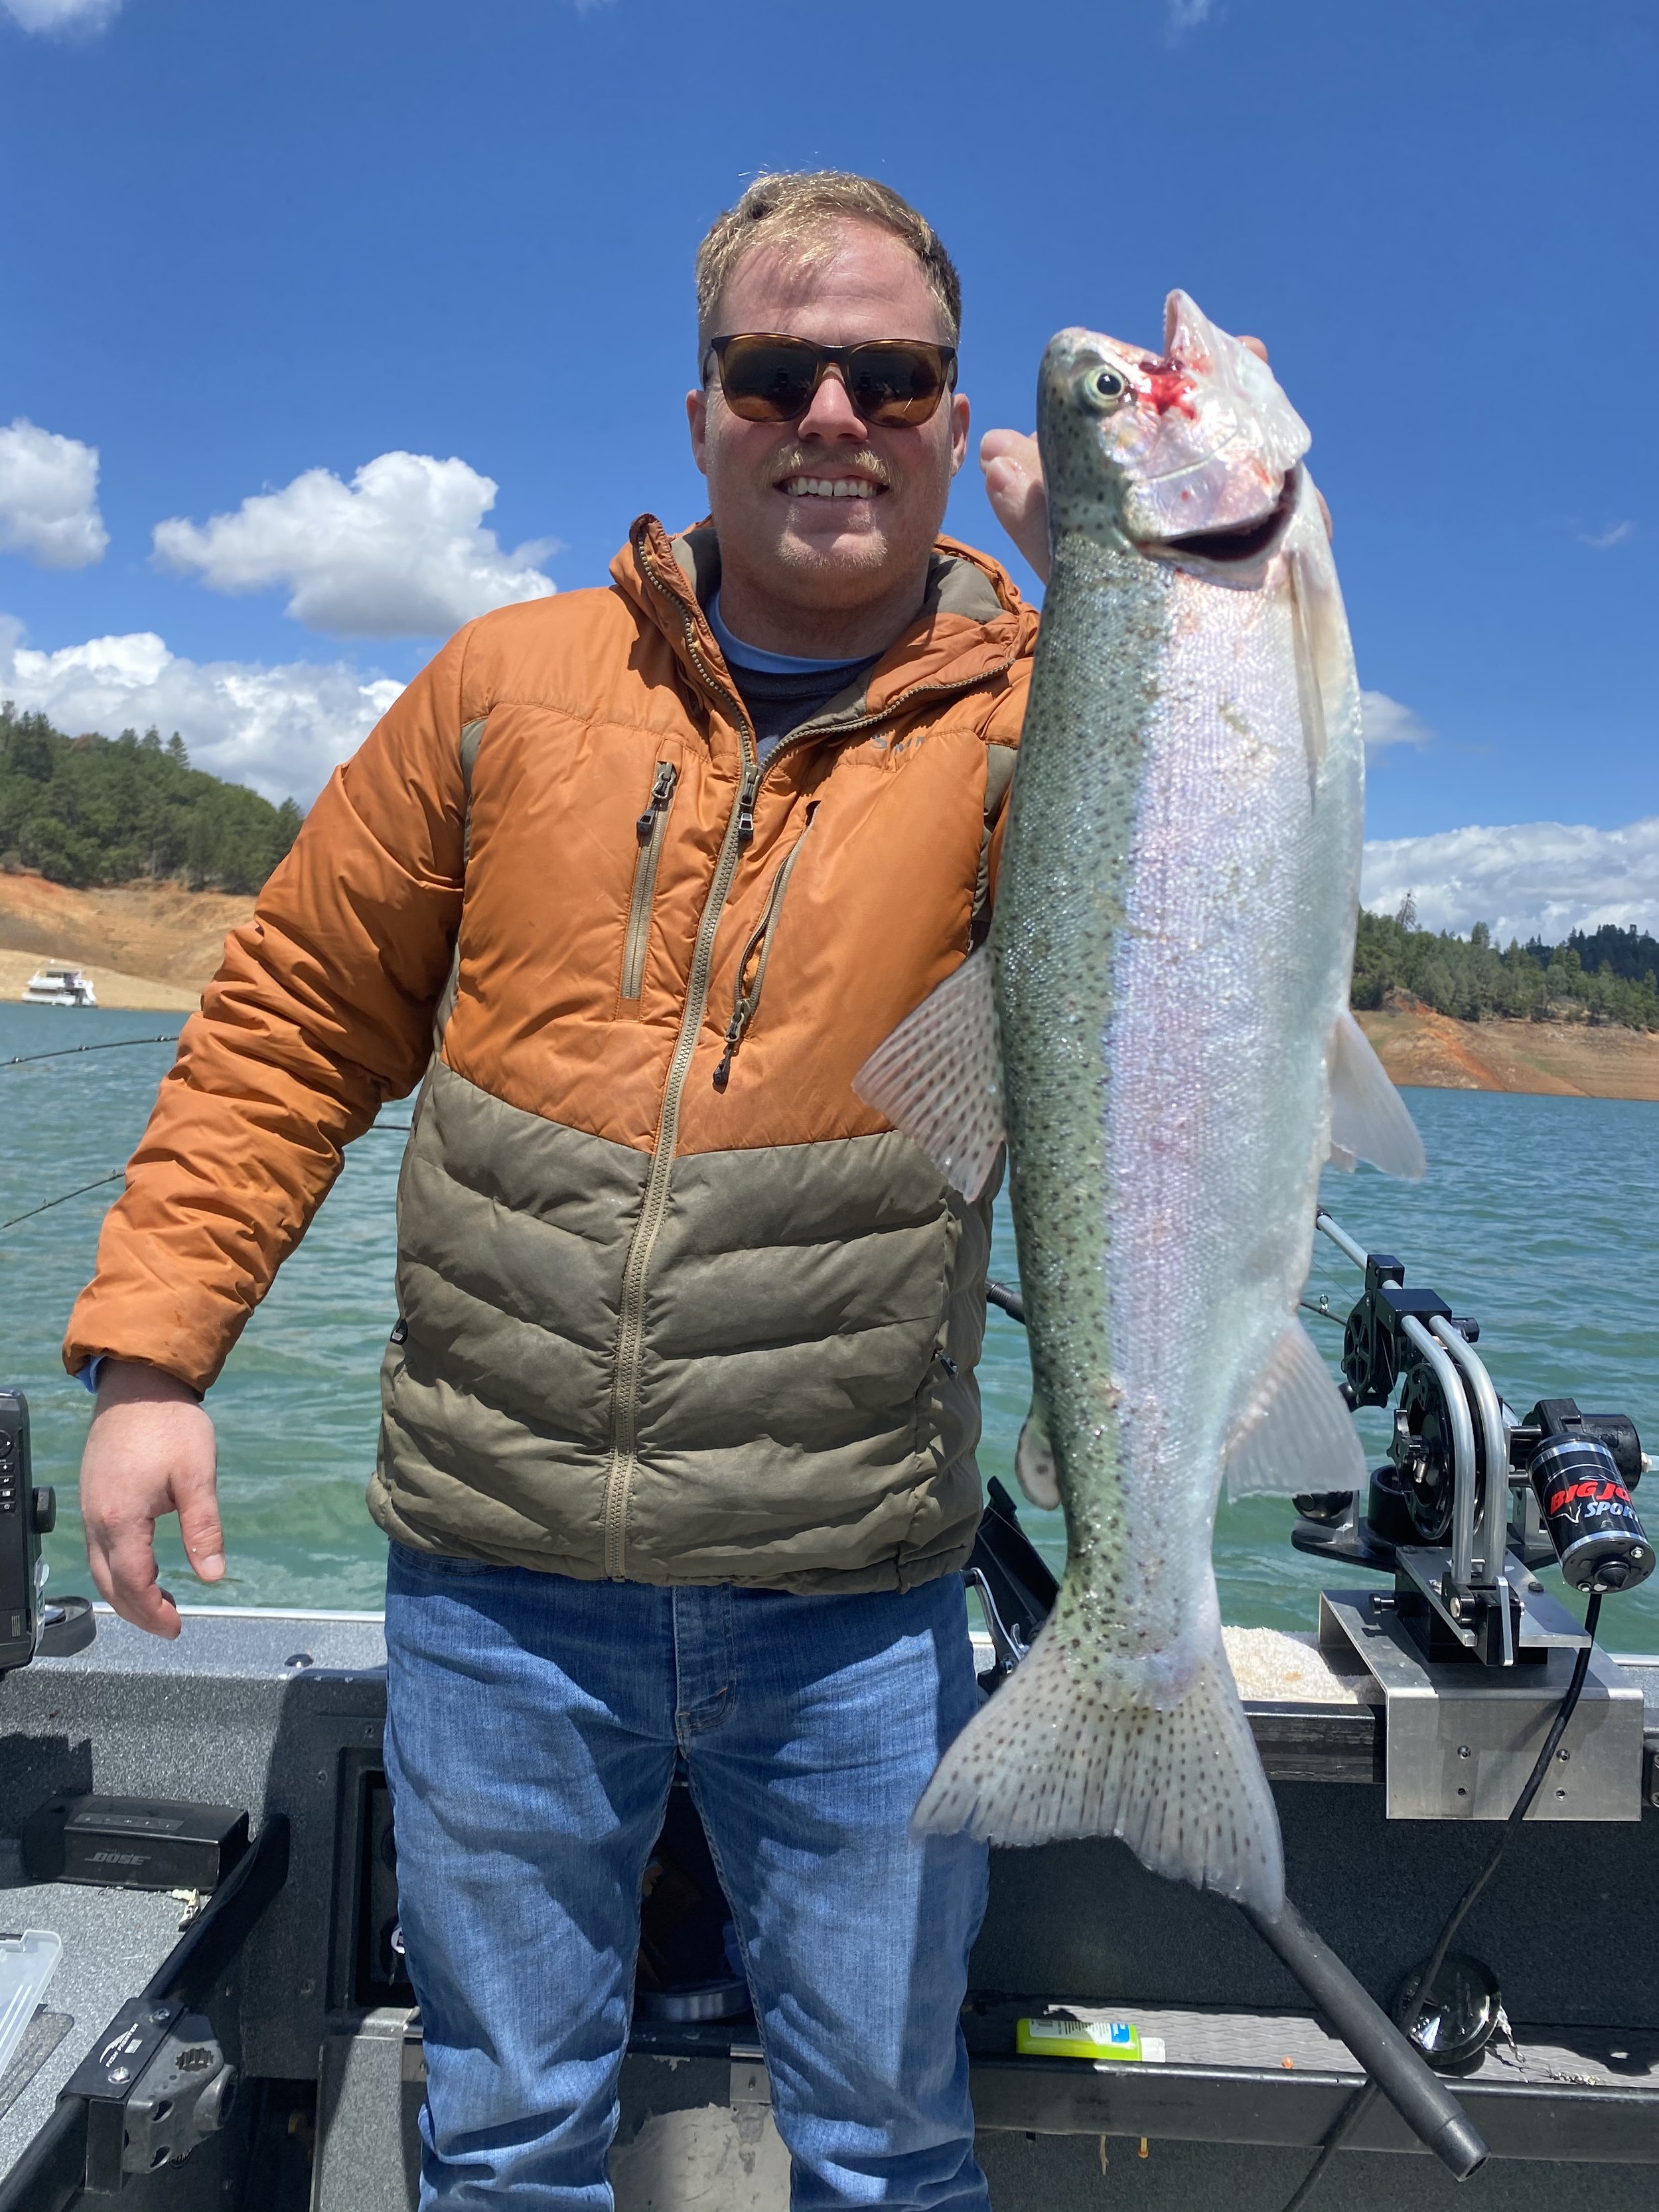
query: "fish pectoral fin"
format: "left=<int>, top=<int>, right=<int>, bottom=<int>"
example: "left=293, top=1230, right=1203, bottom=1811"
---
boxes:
left=1225, top=1317, right=1366, bottom=1500
left=1015, top=1394, right=1060, bottom=1511
left=852, top=945, right=1005, bottom=1201
left=1329, top=1007, right=1427, bottom=1180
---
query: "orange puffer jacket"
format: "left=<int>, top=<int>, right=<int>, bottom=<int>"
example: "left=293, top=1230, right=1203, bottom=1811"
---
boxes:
left=64, top=518, right=1038, bottom=1591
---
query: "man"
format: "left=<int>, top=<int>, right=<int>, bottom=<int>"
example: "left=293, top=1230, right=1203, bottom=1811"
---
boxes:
left=68, top=173, right=1050, bottom=2208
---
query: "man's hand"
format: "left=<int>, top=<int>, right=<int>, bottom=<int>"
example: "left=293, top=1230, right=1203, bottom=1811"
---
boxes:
left=981, top=428, right=1050, bottom=584
left=982, top=336, right=1327, bottom=587
left=80, top=1361, right=222, bottom=1639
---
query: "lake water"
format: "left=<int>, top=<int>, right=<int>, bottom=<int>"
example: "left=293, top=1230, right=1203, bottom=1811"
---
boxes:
left=5, top=1003, right=1657, bottom=1649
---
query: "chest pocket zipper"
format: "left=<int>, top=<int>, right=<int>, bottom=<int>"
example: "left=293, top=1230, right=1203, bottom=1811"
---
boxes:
left=619, top=761, right=680, bottom=1009
left=712, top=804, right=818, bottom=1092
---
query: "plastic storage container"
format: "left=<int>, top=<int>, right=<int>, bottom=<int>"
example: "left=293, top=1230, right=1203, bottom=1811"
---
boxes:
left=0, top=1929, right=62, bottom=2084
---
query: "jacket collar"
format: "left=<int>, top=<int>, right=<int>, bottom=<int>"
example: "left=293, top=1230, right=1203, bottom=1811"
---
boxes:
left=611, top=515, right=1036, bottom=723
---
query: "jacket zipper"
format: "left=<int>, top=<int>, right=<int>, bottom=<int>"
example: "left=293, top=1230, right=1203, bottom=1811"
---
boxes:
left=601, top=538, right=760, bottom=1577
left=618, top=760, right=679, bottom=1007
left=712, top=804, right=818, bottom=1091
left=601, top=529, right=1019, bottom=1578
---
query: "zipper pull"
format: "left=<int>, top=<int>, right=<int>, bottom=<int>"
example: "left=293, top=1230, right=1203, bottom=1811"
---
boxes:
left=736, top=763, right=760, bottom=849
left=636, top=761, right=678, bottom=842
left=711, top=1008, right=746, bottom=1093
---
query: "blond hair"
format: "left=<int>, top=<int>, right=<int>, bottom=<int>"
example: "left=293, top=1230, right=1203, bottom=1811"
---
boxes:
left=695, top=172, right=962, bottom=354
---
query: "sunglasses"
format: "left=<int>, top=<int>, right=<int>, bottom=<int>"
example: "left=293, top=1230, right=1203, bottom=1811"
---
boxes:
left=703, top=332, right=958, bottom=427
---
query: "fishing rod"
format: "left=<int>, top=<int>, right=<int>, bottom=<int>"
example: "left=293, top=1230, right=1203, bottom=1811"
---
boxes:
left=0, top=1125, right=411, bottom=1244
left=0, top=1171, right=124, bottom=1236
left=0, top=1033, right=181, bottom=1070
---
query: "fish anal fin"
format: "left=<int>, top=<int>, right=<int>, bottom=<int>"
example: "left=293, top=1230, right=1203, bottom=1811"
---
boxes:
left=1226, top=1316, right=1366, bottom=1501
left=1330, top=1007, right=1427, bottom=1180
left=914, top=1619, right=1285, bottom=1918
left=853, top=947, right=1005, bottom=1201
left=1015, top=1392, right=1060, bottom=1511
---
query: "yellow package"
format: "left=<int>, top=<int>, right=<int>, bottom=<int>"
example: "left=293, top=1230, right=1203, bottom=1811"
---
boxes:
left=1016, top=2016, right=1145, bottom=2062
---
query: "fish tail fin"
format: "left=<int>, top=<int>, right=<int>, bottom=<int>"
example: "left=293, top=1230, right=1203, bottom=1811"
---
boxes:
left=915, top=1619, right=1284, bottom=1916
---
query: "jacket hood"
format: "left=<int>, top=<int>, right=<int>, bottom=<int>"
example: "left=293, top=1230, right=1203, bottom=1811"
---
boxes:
left=610, top=515, right=1037, bottom=716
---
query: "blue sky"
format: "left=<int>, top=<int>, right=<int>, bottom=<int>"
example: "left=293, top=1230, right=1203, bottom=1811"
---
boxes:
left=1, top=0, right=1655, bottom=938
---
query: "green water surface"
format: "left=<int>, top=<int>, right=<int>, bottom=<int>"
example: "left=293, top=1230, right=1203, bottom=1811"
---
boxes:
left=4, top=1004, right=1655, bottom=1647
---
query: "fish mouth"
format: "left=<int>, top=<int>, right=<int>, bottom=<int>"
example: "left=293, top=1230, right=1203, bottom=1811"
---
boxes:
left=1139, top=466, right=1302, bottom=570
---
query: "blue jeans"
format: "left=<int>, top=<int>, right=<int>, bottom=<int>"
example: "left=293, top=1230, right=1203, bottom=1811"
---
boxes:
left=383, top=1546, right=991, bottom=2210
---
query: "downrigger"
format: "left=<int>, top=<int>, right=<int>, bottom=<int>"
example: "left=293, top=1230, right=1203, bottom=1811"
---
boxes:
left=1292, top=1207, right=1653, bottom=1826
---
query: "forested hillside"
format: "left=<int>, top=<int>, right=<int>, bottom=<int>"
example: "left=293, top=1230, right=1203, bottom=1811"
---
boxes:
left=1354, top=909, right=1659, bottom=1031
left=0, top=704, right=301, bottom=893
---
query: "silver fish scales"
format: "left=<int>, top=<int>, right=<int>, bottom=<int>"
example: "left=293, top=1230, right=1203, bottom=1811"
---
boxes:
left=857, top=293, right=1423, bottom=1914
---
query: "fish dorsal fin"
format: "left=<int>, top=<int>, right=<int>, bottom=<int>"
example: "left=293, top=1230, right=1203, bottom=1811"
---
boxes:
left=853, top=946, right=1005, bottom=1201
left=1015, top=1390, right=1060, bottom=1511
left=1225, top=1317, right=1366, bottom=1501
left=1329, top=1007, right=1427, bottom=1179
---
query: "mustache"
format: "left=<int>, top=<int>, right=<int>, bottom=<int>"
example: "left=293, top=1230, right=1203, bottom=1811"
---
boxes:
left=767, top=444, right=893, bottom=488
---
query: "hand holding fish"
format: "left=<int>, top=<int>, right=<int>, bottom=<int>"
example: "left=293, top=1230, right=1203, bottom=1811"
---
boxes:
left=980, top=428, right=1051, bottom=581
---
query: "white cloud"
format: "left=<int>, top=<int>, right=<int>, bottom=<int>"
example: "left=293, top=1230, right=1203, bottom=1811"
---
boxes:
left=0, top=419, right=108, bottom=569
left=0, top=617, right=403, bottom=805
left=1361, top=818, right=1659, bottom=944
left=153, top=451, right=557, bottom=639
left=1360, top=690, right=1432, bottom=755
left=1167, top=0, right=1216, bottom=27
left=1, top=0, right=121, bottom=30
left=1577, top=520, right=1636, bottom=550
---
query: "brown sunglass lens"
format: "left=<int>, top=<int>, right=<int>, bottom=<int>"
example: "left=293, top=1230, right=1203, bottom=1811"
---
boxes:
left=845, top=347, right=949, bottom=424
left=718, top=338, right=950, bottom=425
left=719, top=339, right=821, bottom=421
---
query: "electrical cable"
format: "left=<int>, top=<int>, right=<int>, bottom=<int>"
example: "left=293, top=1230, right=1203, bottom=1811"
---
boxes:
left=0, top=1033, right=180, bottom=1070
left=1278, top=1588, right=1605, bottom=2212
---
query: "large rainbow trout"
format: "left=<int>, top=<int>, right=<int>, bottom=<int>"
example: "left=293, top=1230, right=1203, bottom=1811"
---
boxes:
left=857, top=293, right=1423, bottom=1915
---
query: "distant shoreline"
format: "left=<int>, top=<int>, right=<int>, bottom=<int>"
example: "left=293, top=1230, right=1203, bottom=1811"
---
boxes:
left=1357, top=1004, right=1659, bottom=1102
left=0, top=871, right=1652, bottom=1099
left=0, top=872, right=248, bottom=1012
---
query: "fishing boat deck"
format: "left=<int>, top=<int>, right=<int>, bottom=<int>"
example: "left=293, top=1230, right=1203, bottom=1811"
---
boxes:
left=1, top=1608, right=1656, bottom=2210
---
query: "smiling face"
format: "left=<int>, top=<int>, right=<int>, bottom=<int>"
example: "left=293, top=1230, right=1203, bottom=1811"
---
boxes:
left=687, top=218, right=970, bottom=659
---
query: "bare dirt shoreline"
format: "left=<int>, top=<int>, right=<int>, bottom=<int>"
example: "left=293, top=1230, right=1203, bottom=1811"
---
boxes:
left=0, top=874, right=252, bottom=1010
left=0, top=875, right=1653, bottom=1098
left=1356, top=1003, right=1659, bottom=1103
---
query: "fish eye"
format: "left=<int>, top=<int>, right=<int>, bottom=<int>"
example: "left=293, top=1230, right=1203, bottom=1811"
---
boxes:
left=1078, top=364, right=1127, bottom=413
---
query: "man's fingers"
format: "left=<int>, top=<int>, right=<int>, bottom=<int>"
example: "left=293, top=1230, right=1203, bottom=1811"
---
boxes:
left=176, top=1472, right=226, bottom=1583
left=1239, top=334, right=1269, bottom=364
left=92, top=1516, right=183, bottom=1639
left=980, top=429, right=1050, bottom=586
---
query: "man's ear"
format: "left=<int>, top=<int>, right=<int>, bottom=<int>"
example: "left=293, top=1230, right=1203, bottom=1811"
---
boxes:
left=687, top=388, right=710, bottom=476
left=948, top=390, right=970, bottom=479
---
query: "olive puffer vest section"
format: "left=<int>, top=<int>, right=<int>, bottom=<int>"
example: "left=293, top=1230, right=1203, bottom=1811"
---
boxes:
left=372, top=1059, right=994, bottom=1591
